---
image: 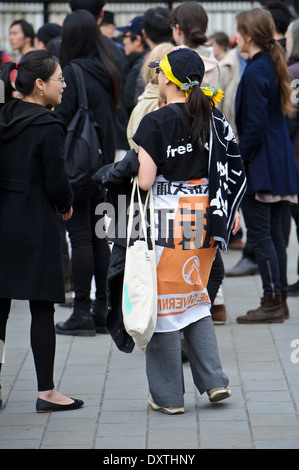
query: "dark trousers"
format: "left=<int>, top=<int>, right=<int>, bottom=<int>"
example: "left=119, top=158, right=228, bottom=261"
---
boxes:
left=0, top=299, right=55, bottom=391
left=241, top=194, right=287, bottom=295
left=66, top=189, right=110, bottom=305
left=207, top=248, right=224, bottom=305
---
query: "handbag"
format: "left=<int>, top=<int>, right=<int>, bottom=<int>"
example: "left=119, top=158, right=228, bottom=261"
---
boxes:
left=122, top=176, right=157, bottom=350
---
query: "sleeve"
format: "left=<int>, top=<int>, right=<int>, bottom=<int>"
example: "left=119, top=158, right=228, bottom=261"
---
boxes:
left=132, top=114, right=162, bottom=167
left=237, top=67, right=269, bottom=162
left=41, top=123, right=74, bottom=213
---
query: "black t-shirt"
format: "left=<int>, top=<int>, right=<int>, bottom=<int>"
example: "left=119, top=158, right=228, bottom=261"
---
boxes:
left=133, top=102, right=209, bottom=181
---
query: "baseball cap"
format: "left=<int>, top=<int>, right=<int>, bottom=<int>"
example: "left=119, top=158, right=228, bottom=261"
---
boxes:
left=148, top=47, right=205, bottom=89
left=116, top=15, right=143, bottom=36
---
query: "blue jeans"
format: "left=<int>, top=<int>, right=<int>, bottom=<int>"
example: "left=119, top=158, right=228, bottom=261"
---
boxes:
left=241, top=194, right=287, bottom=295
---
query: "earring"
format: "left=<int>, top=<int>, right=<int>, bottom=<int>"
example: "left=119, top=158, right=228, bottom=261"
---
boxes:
left=40, top=91, right=43, bottom=97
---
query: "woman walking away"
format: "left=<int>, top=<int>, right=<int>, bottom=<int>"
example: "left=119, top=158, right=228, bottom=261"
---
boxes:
left=133, top=48, right=246, bottom=413
left=0, top=50, right=83, bottom=412
left=55, top=10, right=120, bottom=336
left=234, top=8, right=299, bottom=324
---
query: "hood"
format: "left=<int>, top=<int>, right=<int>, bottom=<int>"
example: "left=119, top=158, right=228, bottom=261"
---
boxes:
left=0, top=99, right=58, bottom=142
left=68, top=57, right=114, bottom=93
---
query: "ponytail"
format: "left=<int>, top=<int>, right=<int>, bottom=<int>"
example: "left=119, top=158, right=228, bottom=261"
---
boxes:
left=0, top=62, right=17, bottom=103
left=184, top=79, right=213, bottom=152
left=268, top=40, right=294, bottom=117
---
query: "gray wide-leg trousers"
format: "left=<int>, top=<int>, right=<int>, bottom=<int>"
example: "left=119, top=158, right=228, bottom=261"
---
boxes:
left=146, top=316, right=229, bottom=407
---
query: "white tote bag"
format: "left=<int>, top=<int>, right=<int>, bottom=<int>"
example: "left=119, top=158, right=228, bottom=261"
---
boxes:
left=122, top=177, right=157, bottom=350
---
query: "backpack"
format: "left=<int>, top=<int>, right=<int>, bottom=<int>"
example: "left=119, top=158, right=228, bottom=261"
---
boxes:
left=64, top=62, right=103, bottom=201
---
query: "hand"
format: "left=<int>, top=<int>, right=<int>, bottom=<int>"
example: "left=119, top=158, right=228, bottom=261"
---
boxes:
left=231, top=211, right=241, bottom=235
left=62, top=207, right=73, bottom=221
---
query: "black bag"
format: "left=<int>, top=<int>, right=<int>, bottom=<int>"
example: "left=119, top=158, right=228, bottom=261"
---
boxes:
left=64, top=62, right=103, bottom=201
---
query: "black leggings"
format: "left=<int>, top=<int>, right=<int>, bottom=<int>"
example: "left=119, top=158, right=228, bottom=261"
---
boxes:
left=0, top=299, right=55, bottom=391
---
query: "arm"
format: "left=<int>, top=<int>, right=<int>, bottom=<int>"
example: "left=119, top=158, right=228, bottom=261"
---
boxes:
left=137, top=146, right=157, bottom=191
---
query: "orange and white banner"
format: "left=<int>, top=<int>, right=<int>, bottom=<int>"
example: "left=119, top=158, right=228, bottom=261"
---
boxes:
left=152, top=176, right=217, bottom=332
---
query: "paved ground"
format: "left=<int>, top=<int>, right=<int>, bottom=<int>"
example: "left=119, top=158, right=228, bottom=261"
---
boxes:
left=0, top=222, right=299, bottom=451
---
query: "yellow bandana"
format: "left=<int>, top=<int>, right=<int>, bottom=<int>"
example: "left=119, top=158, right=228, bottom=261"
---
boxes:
left=160, top=55, right=224, bottom=104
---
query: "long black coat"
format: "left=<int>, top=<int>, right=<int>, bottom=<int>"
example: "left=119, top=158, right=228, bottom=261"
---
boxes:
left=0, top=100, right=74, bottom=303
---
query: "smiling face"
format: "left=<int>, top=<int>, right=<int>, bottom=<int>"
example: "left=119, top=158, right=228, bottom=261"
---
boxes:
left=39, top=64, right=66, bottom=106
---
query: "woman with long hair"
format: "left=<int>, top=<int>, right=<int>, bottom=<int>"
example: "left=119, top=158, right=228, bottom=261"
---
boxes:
left=133, top=48, right=246, bottom=413
left=55, top=10, right=120, bottom=337
left=234, top=8, right=299, bottom=324
left=0, top=50, right=83, bottom=412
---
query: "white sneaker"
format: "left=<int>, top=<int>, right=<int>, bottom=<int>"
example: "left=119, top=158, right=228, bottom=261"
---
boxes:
left=208, top=387, right=232, bottom=403
left=148, top=394, right=184, bottom=414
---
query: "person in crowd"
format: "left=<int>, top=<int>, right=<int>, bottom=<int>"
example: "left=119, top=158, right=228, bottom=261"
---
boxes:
left=116, top=15, right=149, bottom=115
left=285, top=18, right=299, bottom=296
left=169, top=1, right=219, bottom=87
left=133, top=7, right=173, bottom=102
left=226, top=1, right=293, bottom=278
left=209, top=31, right=230, bottom=61
left=127, top=42, right=175, bottom=152
left=99, top=10, right=116, bottom=40
left=69, top=0, right=129, bottom=158
left=0, top=50, right=83, bottom=412
left=132, top=47, right=246, bottom=413
left=234, top=8, right=298, bottom=324
left=9, top=19, right=35, bottom=57
left=34, top=22, right=62, bottom=50
left=169, top=1, right=231, bottom=324
left=265, top=1, right=292, bottom=52
left=54, top=9, right=120, bottom=336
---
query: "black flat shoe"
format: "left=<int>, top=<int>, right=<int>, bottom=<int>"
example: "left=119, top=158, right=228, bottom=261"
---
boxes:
left=36, top=397, right=84, bottom=413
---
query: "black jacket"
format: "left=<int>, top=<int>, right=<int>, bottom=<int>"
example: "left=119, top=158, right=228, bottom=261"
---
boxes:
left=93, top=149, right=140, bottom=352
left=0, top=99, right=73, bottom=302
left=55, top=57, right=117, bottom=165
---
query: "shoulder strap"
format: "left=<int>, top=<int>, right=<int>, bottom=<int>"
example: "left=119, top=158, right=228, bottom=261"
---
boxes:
left=168, top=103, right=190, bottom=133
left=69, top=62, right=88, bottom=110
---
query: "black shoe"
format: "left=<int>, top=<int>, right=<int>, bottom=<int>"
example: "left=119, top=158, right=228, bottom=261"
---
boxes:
left=287, top=280, right=299, bottom=297
left=225, top=257, right=259, bottom=277
left=36, top=397, right=84, bottom=413
left=55, top=303, right=96, bottom=336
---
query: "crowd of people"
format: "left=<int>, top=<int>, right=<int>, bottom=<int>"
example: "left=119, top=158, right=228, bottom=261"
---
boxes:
left=0, top=0, right=298, bottom=415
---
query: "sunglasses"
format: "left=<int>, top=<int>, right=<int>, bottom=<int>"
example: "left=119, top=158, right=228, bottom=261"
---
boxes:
left=155, top=67, right=162, bottom=74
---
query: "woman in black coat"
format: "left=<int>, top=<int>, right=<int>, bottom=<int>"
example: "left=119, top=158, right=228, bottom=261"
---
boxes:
left=55, top=10, right=120, bottom=336
left=0, top=50, right=83, bottom=412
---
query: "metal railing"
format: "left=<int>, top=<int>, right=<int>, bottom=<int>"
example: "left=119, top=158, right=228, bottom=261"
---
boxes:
left=0, top=0, right=277, bottom=56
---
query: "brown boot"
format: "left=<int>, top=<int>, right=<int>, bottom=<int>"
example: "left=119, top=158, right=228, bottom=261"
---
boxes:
left=211, top=304, right=227, bottom=324
left=281, top=290, right=289, bottom=319
left=237, top=294, right=285, bottom=324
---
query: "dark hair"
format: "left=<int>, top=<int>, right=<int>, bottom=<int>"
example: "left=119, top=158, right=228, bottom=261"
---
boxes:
left=69, top=0, right=105, bottom=19
left=265, top=1, right=292, bottom=35
left=0, top=49, right=58, bottom=102
left=169, top=2, right=208, bottom=48
left=236, top=8, right=294, bottom=116
left=60, top=10, right=119, bottom=106
left=184, top=78, right=213, bottom=152
left=10, top=19, right=35, bottom=47
left=142, top=7, right=172, bottom=44
left=209, top=31, right=229, bottom=50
